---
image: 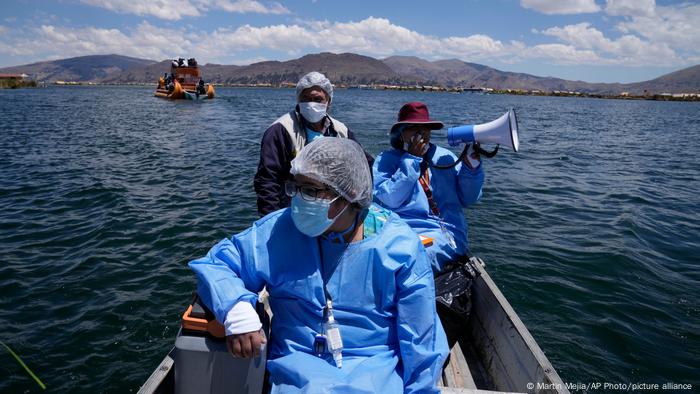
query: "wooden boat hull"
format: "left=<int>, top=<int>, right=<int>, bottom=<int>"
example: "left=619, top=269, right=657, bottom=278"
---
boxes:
left=438, top=257, right=569, bottom=393
left=139, top=258, right=568, bottom=394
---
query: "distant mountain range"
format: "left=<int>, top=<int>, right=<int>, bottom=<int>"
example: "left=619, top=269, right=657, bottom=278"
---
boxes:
left=2, top=53, right=699, bottom=94
left=0, top=54, right=157, bottom=83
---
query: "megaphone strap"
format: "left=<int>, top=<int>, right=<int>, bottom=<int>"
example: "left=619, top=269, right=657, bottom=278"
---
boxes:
left=428, top=143, right=499, bottom=171
left=428, top=144, right=470, bottom=170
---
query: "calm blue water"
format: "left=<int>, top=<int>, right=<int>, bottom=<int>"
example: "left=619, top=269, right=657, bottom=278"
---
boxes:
left=0, top=86, right=698, bottom=392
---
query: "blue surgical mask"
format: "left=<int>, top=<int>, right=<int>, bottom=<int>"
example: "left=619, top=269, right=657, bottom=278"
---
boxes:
left=291, top=194, right=346, bottom=237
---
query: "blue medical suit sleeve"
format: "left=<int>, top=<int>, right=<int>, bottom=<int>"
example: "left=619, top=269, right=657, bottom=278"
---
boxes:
left=395, top=238, right=448, bottom=393
left=188, top=230, right=265, bottom=324
left=455, top=161, right=484, bottom=207
left=373, top=151, right=422, bottom=209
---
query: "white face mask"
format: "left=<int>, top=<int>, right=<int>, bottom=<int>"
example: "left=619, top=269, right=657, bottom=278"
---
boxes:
left=299, top=102, right=327, bottom=123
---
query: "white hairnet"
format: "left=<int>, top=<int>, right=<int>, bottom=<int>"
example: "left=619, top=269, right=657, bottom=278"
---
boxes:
left=296, top=71, right=333, bottom=103
left=290, top=138, right=372, bottom=208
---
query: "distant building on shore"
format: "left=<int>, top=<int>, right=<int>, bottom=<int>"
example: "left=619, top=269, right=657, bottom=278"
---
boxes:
left=0, top=73, right=36, bottom=88
left=0, top=73, right=27, bottom=81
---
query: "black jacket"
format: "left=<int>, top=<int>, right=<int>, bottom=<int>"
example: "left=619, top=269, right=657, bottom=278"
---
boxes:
left=253, top=119, right=374, bottom=216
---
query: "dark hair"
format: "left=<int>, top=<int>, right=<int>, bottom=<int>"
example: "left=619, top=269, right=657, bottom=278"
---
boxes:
left=390, top=125, right=406, bottom=150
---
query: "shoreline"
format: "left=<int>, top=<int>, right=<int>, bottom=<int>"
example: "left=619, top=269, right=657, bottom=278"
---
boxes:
left=16, top=81, right=700, bottom=102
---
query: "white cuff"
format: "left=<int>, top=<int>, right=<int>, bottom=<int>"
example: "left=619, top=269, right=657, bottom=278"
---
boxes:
left=224, top=301, right=262, bottom=336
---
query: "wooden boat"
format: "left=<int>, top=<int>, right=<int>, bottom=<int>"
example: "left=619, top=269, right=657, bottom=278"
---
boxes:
left=138, top=256, right=569, bottom=394
left=155, top=60, right=215, bottom=100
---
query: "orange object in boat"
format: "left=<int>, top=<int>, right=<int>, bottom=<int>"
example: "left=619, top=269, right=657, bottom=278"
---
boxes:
left=419, top=235, right=433, bottom=247
left=181, top=304, right=226, bottom=339
left=170, top=80, right=184, bottom=99
left=206, top=84, right=215, bottom=99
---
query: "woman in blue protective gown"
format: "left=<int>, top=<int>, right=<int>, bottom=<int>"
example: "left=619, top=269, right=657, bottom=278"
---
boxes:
left=189, top=137, right=448, bottom=393
left=372, top=102, right=484, bottom=274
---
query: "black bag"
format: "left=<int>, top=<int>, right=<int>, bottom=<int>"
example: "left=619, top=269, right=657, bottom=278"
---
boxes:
left=434, top=258, right=477, bottom=323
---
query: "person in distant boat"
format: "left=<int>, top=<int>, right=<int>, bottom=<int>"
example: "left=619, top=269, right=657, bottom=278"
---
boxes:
left=372, top=102, right=484, bottom=346
left=165, top=73, right=174, bottom=92
left=254, top=71, right=374, bottom=216
left=190, top=137, right=448, bottom=393
left=196, top=78, right=206, bottom=97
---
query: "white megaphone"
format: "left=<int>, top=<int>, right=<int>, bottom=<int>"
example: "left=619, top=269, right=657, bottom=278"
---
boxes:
left=447, top=108, right=519, bottom=152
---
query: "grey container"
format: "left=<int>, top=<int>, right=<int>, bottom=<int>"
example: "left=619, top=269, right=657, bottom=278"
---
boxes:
left=172, top=328, right=266, bottom=394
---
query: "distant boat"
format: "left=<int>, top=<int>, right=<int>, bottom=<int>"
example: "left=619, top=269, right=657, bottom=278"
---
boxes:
left=155, top=58, right=215, bottom=100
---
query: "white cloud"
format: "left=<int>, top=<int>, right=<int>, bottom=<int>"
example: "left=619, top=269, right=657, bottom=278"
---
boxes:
left=520, top=0, right=600, bottom=15
left=0, top=17, right=523, bottom=66
left=615, top=2, right=700, bottom=51
left=209, top=24, right=316, bottom=53
left=205, top=0, right=289, bottom=14
left=525, top=44, right=602, bottom=64
left=0, top=22, right=196, bottom=62
left=80, top=0, right=201, bottom=20
left=0, top=14, right=697, bottom=69
left=79, top=0, right=288, bottom=20
left=206, top=17, right=519, bottom=62
left=605, top=0, right=655, bottom=17
left=541, top=22, right=679, bottom=65
left=542, top=23, right=610, bottom=50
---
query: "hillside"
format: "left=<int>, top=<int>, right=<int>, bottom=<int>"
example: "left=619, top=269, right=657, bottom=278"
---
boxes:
left=224, top=52, right=400, bottom=85
left=97, top=52, right=397, bottom=85
left=382, top=56, right=624, bottom=93
left=1, top=53, right=698, bottom=94
left=0, top=54, right=156, bottom=82
left=624, top=64, right=700, bottom=94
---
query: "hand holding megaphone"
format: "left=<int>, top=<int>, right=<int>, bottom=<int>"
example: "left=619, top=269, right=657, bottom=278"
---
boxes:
left=463, top=142, right=482, bottom=170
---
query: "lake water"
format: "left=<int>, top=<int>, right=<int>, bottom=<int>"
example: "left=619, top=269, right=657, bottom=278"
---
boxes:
left=0, top=86, right=698, bottom=392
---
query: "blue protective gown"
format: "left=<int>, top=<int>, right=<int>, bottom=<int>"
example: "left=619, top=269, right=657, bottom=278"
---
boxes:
left=372, top=144, right=484, bottom=272
left=189, top=205, right=448, bottom=393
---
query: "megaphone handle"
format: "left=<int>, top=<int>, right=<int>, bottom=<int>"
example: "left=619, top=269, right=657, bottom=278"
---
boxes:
left=428, top=144, right=470, bottom=170
left=477, top=145, right=499, bottom=158
left=465, top=144, right=481, bottom=170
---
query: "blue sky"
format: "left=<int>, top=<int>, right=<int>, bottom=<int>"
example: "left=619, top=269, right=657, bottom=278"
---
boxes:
left=1, top=0, right=698, bottom=83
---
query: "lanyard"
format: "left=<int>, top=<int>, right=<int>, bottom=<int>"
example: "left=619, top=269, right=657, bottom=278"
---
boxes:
left=316, top=237, right=345, bottom=309
left=418, top=159, right=441, bottom=216
left=316, top=211, right=360, bottom=311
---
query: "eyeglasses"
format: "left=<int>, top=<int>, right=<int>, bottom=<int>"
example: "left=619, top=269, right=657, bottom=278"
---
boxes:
left=285, top=181, right=336, bottom=201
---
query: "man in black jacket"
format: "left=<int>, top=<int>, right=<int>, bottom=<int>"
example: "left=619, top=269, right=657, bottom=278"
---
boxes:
left=254, top=71, right=374, bottom=216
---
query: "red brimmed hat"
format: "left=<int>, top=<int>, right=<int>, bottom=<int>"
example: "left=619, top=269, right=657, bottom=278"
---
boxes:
left=390, top=102, right=444, bottom=134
